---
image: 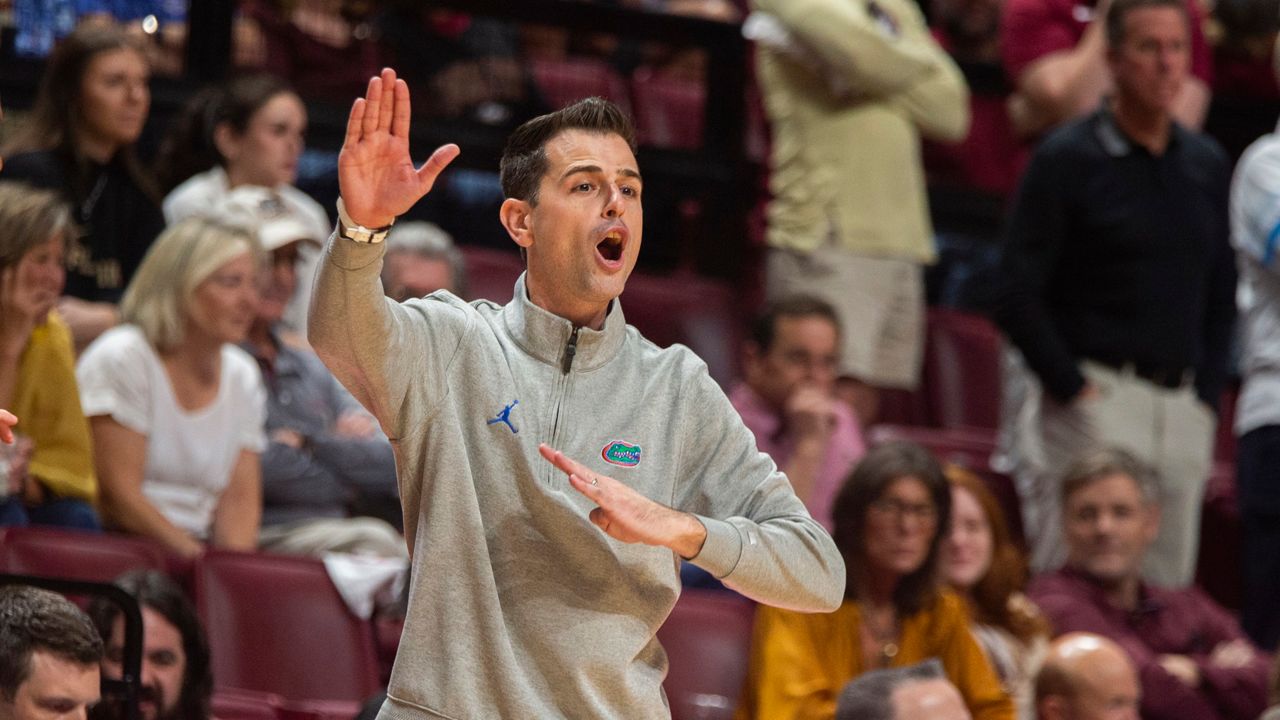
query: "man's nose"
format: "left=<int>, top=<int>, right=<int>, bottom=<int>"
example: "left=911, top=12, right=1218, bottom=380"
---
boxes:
left=602, top=184, right=625, bottom=218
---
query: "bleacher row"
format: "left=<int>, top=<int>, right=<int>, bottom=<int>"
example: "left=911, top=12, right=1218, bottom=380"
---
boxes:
left=0, top=525, right=756, bottom=720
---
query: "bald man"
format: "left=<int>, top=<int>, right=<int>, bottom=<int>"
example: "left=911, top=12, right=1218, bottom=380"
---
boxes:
left=1036, top=633, right=1140, bottom=720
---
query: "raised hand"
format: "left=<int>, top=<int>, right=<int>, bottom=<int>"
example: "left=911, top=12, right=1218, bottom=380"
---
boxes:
left=538, top=443, right=708, bottom=559
left=338, top=67, right=460, bottom=228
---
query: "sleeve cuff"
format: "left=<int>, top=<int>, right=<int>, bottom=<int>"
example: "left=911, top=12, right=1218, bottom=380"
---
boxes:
left=687, top=515, right=744, bottom=579
left=324, top=228, right=386, bottom=270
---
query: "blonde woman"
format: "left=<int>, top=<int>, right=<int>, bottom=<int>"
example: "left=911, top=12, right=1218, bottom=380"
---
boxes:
left=0, top=181, right=98, bottom=529
left=76, top=217, right=265, bottom=558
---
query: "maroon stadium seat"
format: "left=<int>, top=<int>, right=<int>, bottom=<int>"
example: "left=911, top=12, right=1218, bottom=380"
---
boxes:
left=194, top=550, right=379, bottom=708
left=0, top=526, right=176, bottom=583
left=531, top=58, right=631, bottom=114
left=631, top=69, right=705, bottom=150
left=657, top=589, right=756, bottom=720
left=923, top=308, right=1004, bottom=432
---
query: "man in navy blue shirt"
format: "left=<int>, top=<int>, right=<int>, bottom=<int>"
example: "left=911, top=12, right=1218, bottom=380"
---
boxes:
left=992, top=0, right=1235, bottom=588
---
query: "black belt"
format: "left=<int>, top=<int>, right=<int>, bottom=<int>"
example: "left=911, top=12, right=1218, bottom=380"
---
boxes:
left=1091, top=357, right=1192, bottom=390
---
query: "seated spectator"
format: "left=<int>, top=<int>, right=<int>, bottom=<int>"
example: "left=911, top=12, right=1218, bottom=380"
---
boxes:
left=76, top=217, right=266, bottom=559
left=382, top=221, right=467, bottom=302
left=731, top=295, right=865, bottom=529
left=87, top=570, right=211, bottom=720
left=1029, top=447, right=1271, bottom=720
left=0, top=182, right=99, bottom=531
left=157, top=73, right=328, bottom=333
left=1, top=24, right=164, bottom=350
left=1001, top=0, right=1212, bottom=139
left=1035, top=632, right=1140, bottom=720
left=0, top=585, right=103, bottom=720
left=375, top=8, right=544, bottom=130
left=234, top=0, right=384, bottom=106
left=836, top=659, right=972, bottom=720
left=941, top=467, right=1049, bottom=720
left=738, top=441, right=1013, bottom=720
left=224, top=187, right=405, bottom=556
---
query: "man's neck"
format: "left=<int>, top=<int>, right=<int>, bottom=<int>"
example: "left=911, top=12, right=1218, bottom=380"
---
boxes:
left=524, top=277, right=608, bottom=331
left=1110, top=96, right=1174, bottom=155
left=1078, top=566, right=1143, bottom=611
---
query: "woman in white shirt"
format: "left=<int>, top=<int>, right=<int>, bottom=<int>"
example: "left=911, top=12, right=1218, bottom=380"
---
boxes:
left=157, top=74, right=327, bottom=332
left=77, top=216, right=266, bottom=558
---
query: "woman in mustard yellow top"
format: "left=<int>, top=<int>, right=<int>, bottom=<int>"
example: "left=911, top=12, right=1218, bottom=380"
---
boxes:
left=0, top=182, right=99, bottom=529
left=738, top=441, right=1013, bottom=720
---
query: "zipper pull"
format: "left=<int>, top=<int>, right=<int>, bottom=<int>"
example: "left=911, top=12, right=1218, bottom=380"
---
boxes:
left=562, top=327, right=580, bottom=374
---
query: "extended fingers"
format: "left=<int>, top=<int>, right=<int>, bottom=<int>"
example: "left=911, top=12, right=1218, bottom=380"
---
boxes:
left=391, top=78, right=412, bottom=138
left=378, top=68, right=396, bottom=132
left=416, top=144, right=460, bottom=194
left=362, top=75, right=382, bottom=138
left=538, top=443, right=590, bottom=479
left=344, top=98, right=364, bottom=146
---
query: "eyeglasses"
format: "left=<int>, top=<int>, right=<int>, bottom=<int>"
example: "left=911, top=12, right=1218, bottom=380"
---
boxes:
left=869, top=498, right=938, bottom=524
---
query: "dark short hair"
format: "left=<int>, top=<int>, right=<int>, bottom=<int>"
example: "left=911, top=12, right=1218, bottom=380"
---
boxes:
left=0, top=585, right=104, bottom=701
left=836, top=659, right=947, bottom=720
left=1106, top=0, right=1188, bottom=47
left=88, top=571, right=212, bottom=720
left=1059, top=446, right=1159, bottom=508
left=499, top=97, right=636, bottom=205
left=831, top=441, right=952, bottom=615
left=749, top=295, right=841, bottom=352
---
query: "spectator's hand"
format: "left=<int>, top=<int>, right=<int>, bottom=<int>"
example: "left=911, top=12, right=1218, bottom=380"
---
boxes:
left=338, top=68, right=460, bottom=229
left=1157, top=654, right=1201, bottom=688
left=1075, top=382, right=1103, bottom=404
left=271, top=428, right=306, bottom=449
left=785, top=384, right=838, bottom=441
left=1209, top=639, right=1256, bottom=669
left=0, top=266, right=47, bottom=356
left=333, top=411, right=376, bottom=439
left=12, top=434, right=35, bottom=502
left=0, top=409, right=17, bottom=445
left=538, top=443, right=707, bottom=559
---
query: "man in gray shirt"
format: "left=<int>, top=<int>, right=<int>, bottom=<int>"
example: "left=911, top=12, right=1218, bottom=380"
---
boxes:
left=309, top=69, right=845, bottom=719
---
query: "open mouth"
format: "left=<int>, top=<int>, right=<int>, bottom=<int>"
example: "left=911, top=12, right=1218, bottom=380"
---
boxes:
left=596, top=229, right=625, bottom=263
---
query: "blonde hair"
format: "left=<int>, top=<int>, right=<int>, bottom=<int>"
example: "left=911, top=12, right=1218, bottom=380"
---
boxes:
left=120, top=216, right=260, bottom=352
left=0, top=181, right=75, bottom=270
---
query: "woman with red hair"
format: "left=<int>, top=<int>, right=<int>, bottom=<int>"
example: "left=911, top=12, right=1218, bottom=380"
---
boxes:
left=941, top=466, right=1050, bottom=720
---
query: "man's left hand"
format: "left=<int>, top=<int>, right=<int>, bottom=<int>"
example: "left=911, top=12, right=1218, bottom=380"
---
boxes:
left=538, top=443, right=707, bottom=559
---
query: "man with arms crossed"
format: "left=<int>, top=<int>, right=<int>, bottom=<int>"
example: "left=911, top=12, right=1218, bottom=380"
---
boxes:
left=309, top=69, right=845, bottom=719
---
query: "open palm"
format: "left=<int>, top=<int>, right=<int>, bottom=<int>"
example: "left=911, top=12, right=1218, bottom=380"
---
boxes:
left=338, top=68, right=460, bottom=228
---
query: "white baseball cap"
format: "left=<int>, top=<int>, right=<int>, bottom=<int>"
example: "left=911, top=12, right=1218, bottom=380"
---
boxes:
left=216, top=186, right=320, bottom=252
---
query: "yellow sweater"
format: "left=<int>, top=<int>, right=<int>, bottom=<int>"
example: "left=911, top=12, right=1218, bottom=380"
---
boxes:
left=12, top=312, right=97, bottom=502
left=753, top=0, right=970, bottom=261
left=738, top=590, right=1014, bottom=720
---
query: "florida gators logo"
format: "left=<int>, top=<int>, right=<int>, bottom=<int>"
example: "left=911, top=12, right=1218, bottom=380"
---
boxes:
left=601, top=440, right=642, bottom=467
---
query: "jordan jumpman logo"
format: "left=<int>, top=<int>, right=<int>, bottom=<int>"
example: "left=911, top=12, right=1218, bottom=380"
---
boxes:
left=487, top=399, right=520, bottom=434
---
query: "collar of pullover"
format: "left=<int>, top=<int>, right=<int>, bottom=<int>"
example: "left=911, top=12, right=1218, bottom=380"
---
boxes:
left=502, top=273, right=627, bottom=373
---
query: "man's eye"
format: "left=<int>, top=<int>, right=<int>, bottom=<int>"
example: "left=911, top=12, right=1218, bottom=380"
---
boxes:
left=575, top=183, right=593, bottom=192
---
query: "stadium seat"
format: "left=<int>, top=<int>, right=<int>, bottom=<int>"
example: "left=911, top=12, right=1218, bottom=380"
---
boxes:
left=0, top=526, right=176, bottom=584
left=531, top=58, right=631, bottom=114
left=194, top=550, right=379, bottom=708
left=631, top=68, right=705, bottom=150
left=923, top=308, right=1004, bottom=433
left=657, top=589, right=756, bottom=720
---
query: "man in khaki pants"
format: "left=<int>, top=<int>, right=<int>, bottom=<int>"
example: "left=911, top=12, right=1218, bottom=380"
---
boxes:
left=991, top=0, right=1235, bottom=587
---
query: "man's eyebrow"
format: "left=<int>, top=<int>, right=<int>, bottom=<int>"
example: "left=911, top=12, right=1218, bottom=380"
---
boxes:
left=559, top=164, right=643, bottom=183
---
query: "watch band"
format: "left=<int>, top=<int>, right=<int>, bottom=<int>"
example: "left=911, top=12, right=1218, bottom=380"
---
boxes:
left=336, top=198, right=393, bottom=244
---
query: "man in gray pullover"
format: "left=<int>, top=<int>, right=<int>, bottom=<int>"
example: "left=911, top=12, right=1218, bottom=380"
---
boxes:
left=309, top=68, right=846, bottom=720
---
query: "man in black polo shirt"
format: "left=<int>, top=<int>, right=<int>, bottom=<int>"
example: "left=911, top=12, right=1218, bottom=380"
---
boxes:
left=991, top=0, right=1234, bottom=588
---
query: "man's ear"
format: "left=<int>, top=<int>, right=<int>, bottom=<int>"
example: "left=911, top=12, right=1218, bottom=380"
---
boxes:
left=501, top=198, right=534, bottom=251
left=1143, top=500, right=1161, bottom=545
left=1037, top=696, right=1064, bottom=720
left=742, top=341, right=763, bottom=375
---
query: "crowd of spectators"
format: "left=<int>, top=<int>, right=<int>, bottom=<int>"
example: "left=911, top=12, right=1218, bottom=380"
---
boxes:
left=1, top=0, right=1280, bottom=717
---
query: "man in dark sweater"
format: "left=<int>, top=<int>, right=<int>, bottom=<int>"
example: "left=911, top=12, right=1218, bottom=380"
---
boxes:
left=991, top=0, right=1234, bottom=587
